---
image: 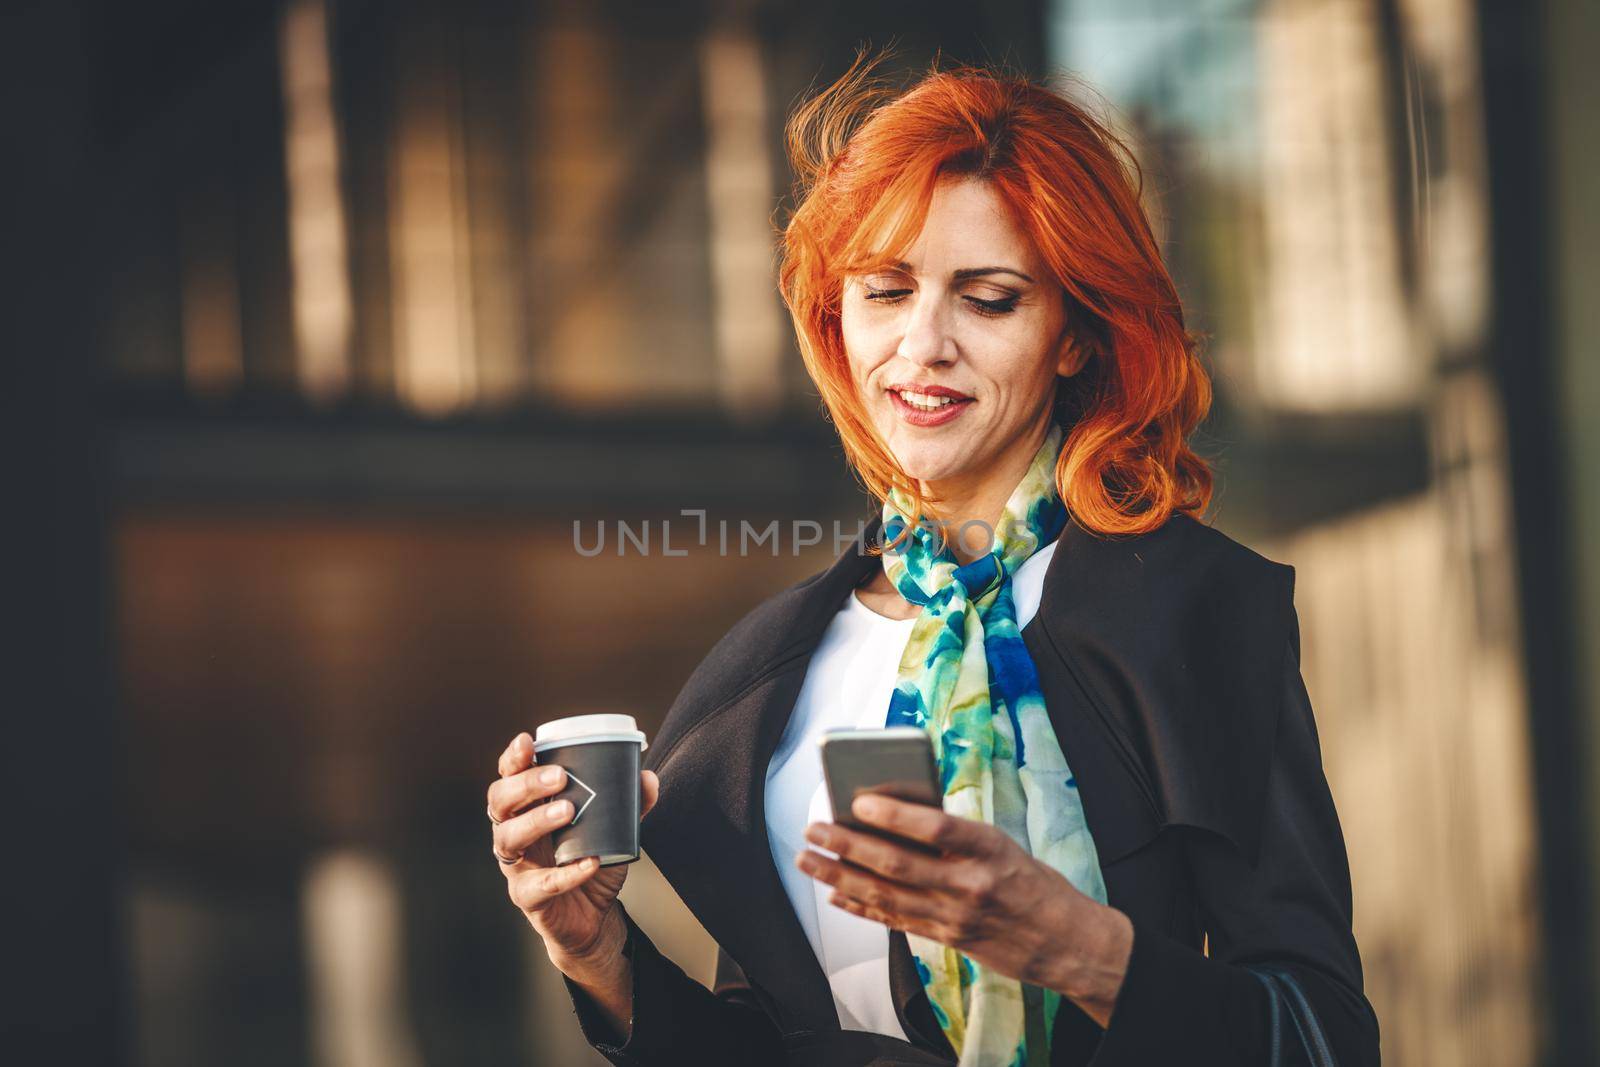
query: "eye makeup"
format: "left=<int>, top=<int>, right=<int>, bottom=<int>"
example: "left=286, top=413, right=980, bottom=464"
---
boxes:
left=860, top=281, right=1021, bottom=317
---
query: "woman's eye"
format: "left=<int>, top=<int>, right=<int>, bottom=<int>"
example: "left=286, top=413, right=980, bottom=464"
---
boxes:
left=858, top=284, right=1019, bottom=315
left=965, top=294, right=1020, bottom=316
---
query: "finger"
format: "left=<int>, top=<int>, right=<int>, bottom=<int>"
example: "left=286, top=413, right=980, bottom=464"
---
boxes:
left=497, top=733, right=528, bottom=778
left=641, top=770, right=660, bottom=817
left=507, top=856, right=602, bottom=910
left=830, top=890, right=913, bottom=932
left=496, top=797, right=575, bottom=858
left=487, top=763, right=568, bottom=823
left=795, top=849, right=943, bottom=923
left=851, top=794, right=994, bottom=856
left=803, top=821, right=948, bottom=888
left=829, top=891, right=960, bottom=947
left=830, top=890, right=898, bottom=928
left=498, top=732, right=534, bottom=778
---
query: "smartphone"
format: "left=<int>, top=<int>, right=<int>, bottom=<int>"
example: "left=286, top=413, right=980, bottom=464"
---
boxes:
left=818, top=727, right=943, bottom=841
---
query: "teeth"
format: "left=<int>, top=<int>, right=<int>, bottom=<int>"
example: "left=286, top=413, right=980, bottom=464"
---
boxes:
left=897, top=390, right=959, bottom=411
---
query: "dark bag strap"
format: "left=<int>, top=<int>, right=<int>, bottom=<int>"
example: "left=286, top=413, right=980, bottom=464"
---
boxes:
left=1247, top=965, right=1338, bottom=1067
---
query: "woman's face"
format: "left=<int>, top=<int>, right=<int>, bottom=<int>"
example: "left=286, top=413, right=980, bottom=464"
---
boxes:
left=840, top=176, right=1087, bottom=494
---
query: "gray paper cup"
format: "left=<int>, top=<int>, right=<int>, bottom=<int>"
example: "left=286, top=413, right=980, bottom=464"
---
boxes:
left=533, top=714, right=649, bottom=867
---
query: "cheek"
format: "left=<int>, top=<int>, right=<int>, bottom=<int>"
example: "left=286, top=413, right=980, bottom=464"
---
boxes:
left=970, top=314, right=1064, bottom=386
left=840, top=310, right=891, bottom=385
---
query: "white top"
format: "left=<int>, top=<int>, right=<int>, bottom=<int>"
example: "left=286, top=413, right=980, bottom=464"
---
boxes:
left=763, top=539, right=1060, bottom=1039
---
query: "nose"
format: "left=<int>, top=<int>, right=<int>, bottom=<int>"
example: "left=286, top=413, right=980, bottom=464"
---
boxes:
left=895, top=290, right=957, bottom=367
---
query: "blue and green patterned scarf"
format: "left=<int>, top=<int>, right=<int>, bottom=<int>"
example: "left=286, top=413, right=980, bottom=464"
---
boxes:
left=880, top=422, right=1107, bottom=1067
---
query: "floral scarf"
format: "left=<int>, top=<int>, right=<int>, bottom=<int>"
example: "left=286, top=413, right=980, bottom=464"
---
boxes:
left=879, top=422, right=1107, bottom=1066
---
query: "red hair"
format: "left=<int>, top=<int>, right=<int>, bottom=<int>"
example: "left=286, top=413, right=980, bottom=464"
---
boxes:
left=777, top=50, right=1214, bottom=542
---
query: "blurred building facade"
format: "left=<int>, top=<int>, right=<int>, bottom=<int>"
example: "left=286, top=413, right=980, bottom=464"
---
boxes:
left=11, top=0, right=1600, bottom=1065
left=1057, top=2, right=1540, bottom=1064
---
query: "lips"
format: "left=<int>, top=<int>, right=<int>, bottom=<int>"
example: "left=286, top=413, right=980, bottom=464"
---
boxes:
left=887, top=383, right=973, bottom=401
left=887, top=384, right=974, bottom=426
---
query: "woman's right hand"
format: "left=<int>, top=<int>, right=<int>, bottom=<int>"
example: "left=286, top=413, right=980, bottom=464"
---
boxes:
left=487, top=732, right=660, bottom=984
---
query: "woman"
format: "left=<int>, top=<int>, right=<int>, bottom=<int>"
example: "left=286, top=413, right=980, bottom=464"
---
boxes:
left=486, top=55, right=1381, bottom=1067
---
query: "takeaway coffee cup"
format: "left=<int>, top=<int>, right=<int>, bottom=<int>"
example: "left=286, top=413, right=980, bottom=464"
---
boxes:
left=533, top=713, right=649, bottom=867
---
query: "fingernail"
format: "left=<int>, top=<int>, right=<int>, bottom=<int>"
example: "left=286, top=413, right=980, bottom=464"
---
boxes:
left=852, top=795, right=882, bottom=819
left=805, top=824, right=834, bottom=848
left=796, top=851, right=818, bottom=874
left=539, top=766, right=564, bottom=786
left=549, top=799, right=573, bottom=820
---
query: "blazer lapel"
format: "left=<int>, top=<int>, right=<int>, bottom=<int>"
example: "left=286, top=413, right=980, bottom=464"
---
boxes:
left=887, top=929, right=957, bottom=1059
left=640, top=517, right=885, bottom=1035
left=1033, top=512, right=1296, bottom=867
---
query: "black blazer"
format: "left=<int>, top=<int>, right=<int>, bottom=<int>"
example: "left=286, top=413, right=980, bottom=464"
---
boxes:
left=563, top=512, right=1382, bottom=1066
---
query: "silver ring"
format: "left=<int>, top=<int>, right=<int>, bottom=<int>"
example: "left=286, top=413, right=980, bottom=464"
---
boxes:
left=487, top=803, right=503, bottom=825
left=495, top=844, right=524, bottom=866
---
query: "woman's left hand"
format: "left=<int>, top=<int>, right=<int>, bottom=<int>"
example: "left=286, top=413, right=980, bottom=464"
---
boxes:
left=796, top=794, right=1134, bottom=1028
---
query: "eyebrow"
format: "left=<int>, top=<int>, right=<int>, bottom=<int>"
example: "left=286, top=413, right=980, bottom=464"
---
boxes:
left=893, top=260, right=1036, bottom=283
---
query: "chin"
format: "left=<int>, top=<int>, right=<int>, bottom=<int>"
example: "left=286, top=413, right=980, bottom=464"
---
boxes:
left=886, top=440, right=979, bottom=487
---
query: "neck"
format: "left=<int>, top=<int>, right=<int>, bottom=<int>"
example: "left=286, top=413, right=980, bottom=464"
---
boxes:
left=920, top=420, right=1053, bottom=565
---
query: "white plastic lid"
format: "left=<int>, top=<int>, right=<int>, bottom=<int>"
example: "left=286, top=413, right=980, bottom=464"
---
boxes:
left=533, top=713, right=648, bottom=752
